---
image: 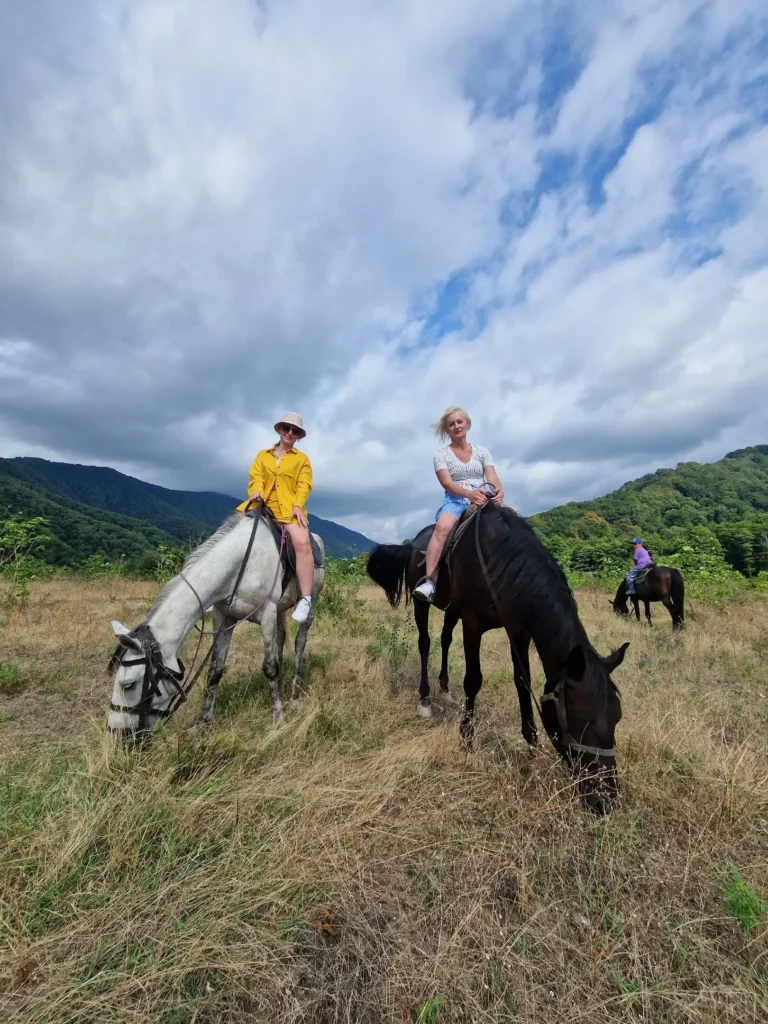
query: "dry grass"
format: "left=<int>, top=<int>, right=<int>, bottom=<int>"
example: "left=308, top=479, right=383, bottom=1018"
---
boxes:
left=1, top=579, right=767, bottom=1023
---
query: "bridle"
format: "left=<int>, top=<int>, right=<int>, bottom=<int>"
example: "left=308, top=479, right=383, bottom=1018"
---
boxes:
left=107, top=622, right=186, bottom=734
left=472, top=502, right=617, bottom=762
left=107, top=498, right=269, bottom=735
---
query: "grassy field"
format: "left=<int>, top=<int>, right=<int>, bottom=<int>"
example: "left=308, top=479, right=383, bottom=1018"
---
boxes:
left=1, top=578, right=767, bottom=1023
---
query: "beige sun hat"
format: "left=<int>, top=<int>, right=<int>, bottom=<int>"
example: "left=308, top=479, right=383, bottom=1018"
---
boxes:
left=274, top=411, right=306, bottom=438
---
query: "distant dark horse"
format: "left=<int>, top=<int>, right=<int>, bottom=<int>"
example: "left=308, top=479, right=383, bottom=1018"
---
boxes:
left=611, top=567, right=684, bottom=630
left=367, top=506, right=629, bottom=813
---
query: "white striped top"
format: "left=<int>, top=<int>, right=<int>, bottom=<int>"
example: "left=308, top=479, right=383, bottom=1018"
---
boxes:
left=433, top=443, right=494, bottom=493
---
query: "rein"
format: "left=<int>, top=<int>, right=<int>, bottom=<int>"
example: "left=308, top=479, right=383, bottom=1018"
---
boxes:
left=472, top=505, right=615, bottom=761
left=110, top=498, right=285, bottom=730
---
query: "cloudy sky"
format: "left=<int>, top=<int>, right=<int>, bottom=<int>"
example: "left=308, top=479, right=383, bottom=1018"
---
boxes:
left=1, top=0, right=767, bottom=541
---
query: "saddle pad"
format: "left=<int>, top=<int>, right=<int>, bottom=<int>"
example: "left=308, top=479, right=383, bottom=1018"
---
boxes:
left=410, top=504, right=478, bottom=568
left=245, top=507, right=324, bottom=569
left=633, top=565, right=654, bottom=587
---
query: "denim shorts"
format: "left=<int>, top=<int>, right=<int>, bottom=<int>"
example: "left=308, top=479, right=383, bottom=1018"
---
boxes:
left=435, top=494, right=471, bottom=521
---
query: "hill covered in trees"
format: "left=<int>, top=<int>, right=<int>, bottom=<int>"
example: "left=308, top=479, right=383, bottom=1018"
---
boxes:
left=0, top=458, right=377, bottom=564
left=530, top=445, right=768, bottom=579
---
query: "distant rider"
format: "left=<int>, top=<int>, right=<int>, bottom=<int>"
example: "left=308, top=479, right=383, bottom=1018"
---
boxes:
left=626, top=537, right=653, bottom=597
left=413, top=406, right=507, bottom=603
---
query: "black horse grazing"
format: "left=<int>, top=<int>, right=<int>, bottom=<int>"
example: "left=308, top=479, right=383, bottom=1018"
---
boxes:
left=611, top=566, right=684, bottom=630
left=367, top=506, right=629, bottom=813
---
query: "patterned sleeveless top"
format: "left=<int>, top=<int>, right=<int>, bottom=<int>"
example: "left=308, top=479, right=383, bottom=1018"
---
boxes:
left=433, top=443, right=494, bottom=494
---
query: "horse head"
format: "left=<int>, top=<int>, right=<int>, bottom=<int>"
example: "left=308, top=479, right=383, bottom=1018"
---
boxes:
left=541, top=641, right=629, bottom=815
left=106, top=620, right=184, bottom=742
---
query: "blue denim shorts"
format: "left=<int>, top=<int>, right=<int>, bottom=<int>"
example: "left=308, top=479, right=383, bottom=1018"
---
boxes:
left=435, top=494, right=471, bottom=521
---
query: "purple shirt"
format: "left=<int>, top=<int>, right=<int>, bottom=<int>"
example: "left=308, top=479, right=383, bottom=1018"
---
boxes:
left=634, top=545, right=652, bottom=569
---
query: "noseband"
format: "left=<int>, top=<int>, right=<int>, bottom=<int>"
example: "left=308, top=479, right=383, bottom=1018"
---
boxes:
left=540, top=679, right=616, bottom=759
left=107, top=623, right=185, bottom=733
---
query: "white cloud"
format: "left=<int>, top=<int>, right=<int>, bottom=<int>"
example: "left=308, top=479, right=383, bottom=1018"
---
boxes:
left=0, top=0, right=767, bottom=541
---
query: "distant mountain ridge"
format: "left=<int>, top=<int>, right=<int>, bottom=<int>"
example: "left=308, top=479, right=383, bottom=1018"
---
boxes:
left=530, top=445, right=768, bottom=577
left=0, top=457, right=378, bottom=563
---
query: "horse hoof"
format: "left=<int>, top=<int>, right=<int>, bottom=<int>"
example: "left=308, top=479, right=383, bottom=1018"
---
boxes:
left=439, top=688, right=455, bottom=704
left=459, top=715, right=475, bottom=747
left=417, top=700, right=433, bottom=719
left=289, top=698, right=302, bottom=710
left=272, top=708, right=285, bottom=724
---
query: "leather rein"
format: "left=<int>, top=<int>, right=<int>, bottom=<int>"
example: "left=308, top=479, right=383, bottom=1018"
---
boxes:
left=108, top=499, right=266, bottom=733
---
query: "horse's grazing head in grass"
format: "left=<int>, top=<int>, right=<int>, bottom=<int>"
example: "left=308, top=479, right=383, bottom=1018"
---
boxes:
left=106, top=620, right=183, bottom=742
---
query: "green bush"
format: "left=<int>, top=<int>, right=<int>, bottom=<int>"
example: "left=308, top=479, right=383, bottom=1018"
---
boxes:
left=723, top=868, right=764, bottom=934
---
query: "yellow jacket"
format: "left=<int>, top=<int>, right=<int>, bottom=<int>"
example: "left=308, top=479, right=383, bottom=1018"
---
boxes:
left=236, top=447, right=313, bottom=523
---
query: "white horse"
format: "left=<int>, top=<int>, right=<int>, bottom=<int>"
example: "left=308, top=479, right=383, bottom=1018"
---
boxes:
left=107, top=513, right=324, bottom=738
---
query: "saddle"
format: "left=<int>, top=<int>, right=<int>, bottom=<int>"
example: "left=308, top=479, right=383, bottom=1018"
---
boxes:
left=632, top=564, right=655, bottom=587
left=412, top=503, right=479, bottom=570
left=245, top=506, right=323, bottom=591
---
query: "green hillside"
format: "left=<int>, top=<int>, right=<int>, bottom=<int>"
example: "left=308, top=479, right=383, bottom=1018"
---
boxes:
left=1, top=458, right=377, bottom=562
left=0, top=472, right=178, bottom=567
left=530, top=445, right=768, bottom=577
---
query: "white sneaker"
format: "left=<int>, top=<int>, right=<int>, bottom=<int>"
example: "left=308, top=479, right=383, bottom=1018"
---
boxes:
left=413, top=578, right=436, bottom=603
left=292, top=595, right=312, bottom=623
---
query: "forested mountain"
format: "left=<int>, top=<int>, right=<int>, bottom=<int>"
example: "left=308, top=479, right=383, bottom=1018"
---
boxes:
left=530, top=445, right=768, bottom=577
left=0, top=458, right=377, bottom=563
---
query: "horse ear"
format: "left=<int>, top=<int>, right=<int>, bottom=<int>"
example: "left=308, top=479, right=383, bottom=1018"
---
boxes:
left=566, top=644, right=586, bottom=681
left=112, top=620, right=141, bottom=652
left=602, top=641, right=630, bottom=673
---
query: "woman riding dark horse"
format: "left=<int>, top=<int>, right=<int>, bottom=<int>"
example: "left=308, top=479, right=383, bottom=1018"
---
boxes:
left=367, top=505, right=629, bottom=814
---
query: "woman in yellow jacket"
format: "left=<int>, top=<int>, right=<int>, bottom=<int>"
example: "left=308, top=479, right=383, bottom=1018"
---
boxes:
left=237, top=412, right=315, bottom=623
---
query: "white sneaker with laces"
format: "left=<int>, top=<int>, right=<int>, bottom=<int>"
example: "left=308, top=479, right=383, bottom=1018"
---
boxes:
left=413, top=578, right=436, bottom=603
left=292, top=595, right=313, bottom=623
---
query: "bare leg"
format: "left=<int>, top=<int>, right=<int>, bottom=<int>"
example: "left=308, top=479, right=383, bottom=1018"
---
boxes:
left=201, top=608, right=235, bottom=726
left=425, top=513, right=459, bottom=578
left=285, top=522, right=314, bottom=596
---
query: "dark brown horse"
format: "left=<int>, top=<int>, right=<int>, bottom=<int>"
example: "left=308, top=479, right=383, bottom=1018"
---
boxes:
left=611, top=567, right=684, bottom=630
left=367, top=506, right=629, bottom=814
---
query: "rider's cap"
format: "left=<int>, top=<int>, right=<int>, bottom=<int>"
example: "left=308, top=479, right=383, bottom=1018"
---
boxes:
left=274, top=412, right=306, bottom=439
left=632, top=537, right=644, bottom=544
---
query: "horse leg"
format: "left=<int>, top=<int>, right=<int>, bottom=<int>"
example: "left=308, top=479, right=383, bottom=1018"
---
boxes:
left=260, top=604, right=284, bottom=722
left=438, top=607, right=459, bottom=699
left=459, top=615, right=484, bottom=748
left=632, top=596, right=640, bottom=622
left=661, top=596, right=677, bottom=628
left=414, top=598, right=432, bottom=717
left=509, top=632, right=537, bottom=749
left=644, top=600, right=652, bottom=626
left=201, top=610, right=235, bottom=726
left=290, top=613, right=312, bottom=707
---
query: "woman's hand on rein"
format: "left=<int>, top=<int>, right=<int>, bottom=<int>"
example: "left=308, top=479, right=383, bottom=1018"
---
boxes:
left=248, top=491, right=263, bottom=502
left=490, top=487, right=504, bottom=506
left=469, top=488, right=489, bottom=506
left=292, top=506, right=309, bottom=528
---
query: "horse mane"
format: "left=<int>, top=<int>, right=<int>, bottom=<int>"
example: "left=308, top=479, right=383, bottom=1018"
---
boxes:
left=152, top=513, right=243, bottom=613
left=484, top=507, right=592, bottom=659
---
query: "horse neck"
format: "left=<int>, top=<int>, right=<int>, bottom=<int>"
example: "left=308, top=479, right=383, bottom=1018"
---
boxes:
left=147, top=527, right=248, bottom=657
left=526, top=593, right=590, bottom=678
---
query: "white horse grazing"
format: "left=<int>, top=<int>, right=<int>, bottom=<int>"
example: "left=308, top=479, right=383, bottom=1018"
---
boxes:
left=107, top=513, right=324, bottom=739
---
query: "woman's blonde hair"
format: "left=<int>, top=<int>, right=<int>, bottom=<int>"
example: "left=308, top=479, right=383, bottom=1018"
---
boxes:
left=434, top=406, right=472, bottom=439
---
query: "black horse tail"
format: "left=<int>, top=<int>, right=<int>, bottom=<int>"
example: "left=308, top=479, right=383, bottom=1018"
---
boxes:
left=670, top=568, right=685, bottom=626
left=367, top=543, right=413, bottom=608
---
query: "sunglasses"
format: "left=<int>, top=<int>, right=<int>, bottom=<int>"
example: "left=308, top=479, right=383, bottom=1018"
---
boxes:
left=278, top=424, right=301, bottom=435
